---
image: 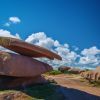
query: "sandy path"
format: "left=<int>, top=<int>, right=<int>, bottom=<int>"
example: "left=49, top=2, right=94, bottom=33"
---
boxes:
left=47, top=74, right=100, bottom=100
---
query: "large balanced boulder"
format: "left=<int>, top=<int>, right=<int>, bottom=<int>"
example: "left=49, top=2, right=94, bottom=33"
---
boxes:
left=0, top=51, right=52, bottom=77
left=81, top=66, right=100, bottom=82
left=0, top=36, right=62, bottom=88
left=0, top=37, right=62, bottom=60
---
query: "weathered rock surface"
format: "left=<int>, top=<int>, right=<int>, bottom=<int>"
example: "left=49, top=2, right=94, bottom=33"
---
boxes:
left=0, top=91, right=31, bottom=100
left=0, top=51, right=53, bottom=77
left=81, top=66, right=100, bottom=82
left=0, top=37, right=62, bottom=60
left=58, top=66, right=71, bottom=72
left=68, top=68, right=84, bottom=74
left=0, top=37, right=62, bottom=88
left=95, top=66, right=100, bottom=72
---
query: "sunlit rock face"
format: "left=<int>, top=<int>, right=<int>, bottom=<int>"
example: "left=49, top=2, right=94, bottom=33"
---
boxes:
left=81, top=66, right=100, bottom=82
left=0, top=51, right=52, bottom=88
left=0, top=37, right=62, bottom=60
left=0, top=37, right=61, bottom=88
left=95, top=66, right=100, bottom=72
left=0, top=51, right=53, bottom=77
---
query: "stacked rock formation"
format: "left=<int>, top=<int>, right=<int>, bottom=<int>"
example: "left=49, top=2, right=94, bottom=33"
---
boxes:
left=81, top=66, right=100, bottom=82
left=0, top=37, right=62, bottom=88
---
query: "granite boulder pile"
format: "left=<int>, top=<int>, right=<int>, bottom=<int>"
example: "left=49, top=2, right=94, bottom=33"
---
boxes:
left=81, top=66, right=100, bottom=82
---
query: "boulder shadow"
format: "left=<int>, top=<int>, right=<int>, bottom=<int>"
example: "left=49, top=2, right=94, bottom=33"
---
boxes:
left=21, top=83, right=100, bottom=100
left=56, top=85, right=100, bottom=100
left=0, top=82, right=100, bottom=100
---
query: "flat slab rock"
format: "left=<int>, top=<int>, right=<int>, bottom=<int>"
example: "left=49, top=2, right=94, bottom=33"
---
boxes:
left=0, top=51, right=53, bottom=77
left=0, top=37, right=62, bottom=60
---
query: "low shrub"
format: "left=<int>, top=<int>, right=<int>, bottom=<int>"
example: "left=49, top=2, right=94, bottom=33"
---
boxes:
left=46, top=70, right=62, bottom=75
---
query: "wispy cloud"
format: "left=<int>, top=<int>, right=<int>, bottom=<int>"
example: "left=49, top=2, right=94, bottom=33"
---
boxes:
left=4, top=17, right=21, bottom=27
left=9, top=17, right=21, bottom=24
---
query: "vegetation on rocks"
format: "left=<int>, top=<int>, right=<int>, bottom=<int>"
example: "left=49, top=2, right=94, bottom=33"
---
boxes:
left=46, top=70, right=62, bottom=75
left=46, top=69, right=78, bottom=75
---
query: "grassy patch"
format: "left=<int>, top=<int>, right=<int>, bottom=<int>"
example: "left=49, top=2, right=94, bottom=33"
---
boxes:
left=89, top=81, right=100, bottom=87
left=80, top=78, right=100, bottom=87
left=62, top=70, right=74, bottom=74
left=46, top=70, right=77, bottom=75
left=46, top=70, right=62, bottom=75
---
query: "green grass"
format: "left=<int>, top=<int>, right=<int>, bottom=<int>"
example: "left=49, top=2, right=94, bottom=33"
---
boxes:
left=46, top=70, right=62, bottom=75
left=46, top=70, right=76, bottom=75
left=62, top=70, right=74, bottom=74
left=89, top=81, right=100, bottom=87
left=80, top=78, right=100, bottom=87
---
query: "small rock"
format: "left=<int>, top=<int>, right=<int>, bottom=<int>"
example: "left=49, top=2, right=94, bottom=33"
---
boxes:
left=68, top=68, right=84, bottom=74
left=58, top=66, right=71, bottom=72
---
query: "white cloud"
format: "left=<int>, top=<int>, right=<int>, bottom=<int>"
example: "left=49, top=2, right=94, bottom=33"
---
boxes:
left=25, top=32, right=100, bottom=69
left=15, top=33, right=21, bottom=39
left=26, top=32, right=55, bottom=50
left=81, top=46, right=100, bottom=56
left=25, top=32, right=79, bottom=67
left=79, top=46, right=100, bottom=66
left=9, top=17, right=21, bottom=23
left=54, top=40, right=60, bottom=47
left=4, top=22, right=10, bottom=27
left=4, top=17, right=21, bottom=27
left=0, top=29, right=20, bottom=39
left=79, top=56, right=98, bottom=65
left=26, top=32, right=46, bottom=43
left=72, top=46, right=79, bottom=51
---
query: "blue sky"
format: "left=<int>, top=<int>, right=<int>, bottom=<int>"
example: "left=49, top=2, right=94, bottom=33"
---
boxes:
left=0, top=0, right=100, bottom=50
left=0, top=0, right=100, bottom=69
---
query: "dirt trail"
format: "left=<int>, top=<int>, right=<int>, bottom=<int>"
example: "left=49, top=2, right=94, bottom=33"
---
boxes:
left=47, top=74, right=100, bottom=100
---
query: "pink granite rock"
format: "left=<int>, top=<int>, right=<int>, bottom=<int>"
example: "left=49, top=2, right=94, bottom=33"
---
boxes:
left=0, top=37, right=62, bottom=60
left=81, top=67, right=100, bottom=82
left=68, top=68, right=84, bottom=74
left=0, top=51, right=53, bottom=77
